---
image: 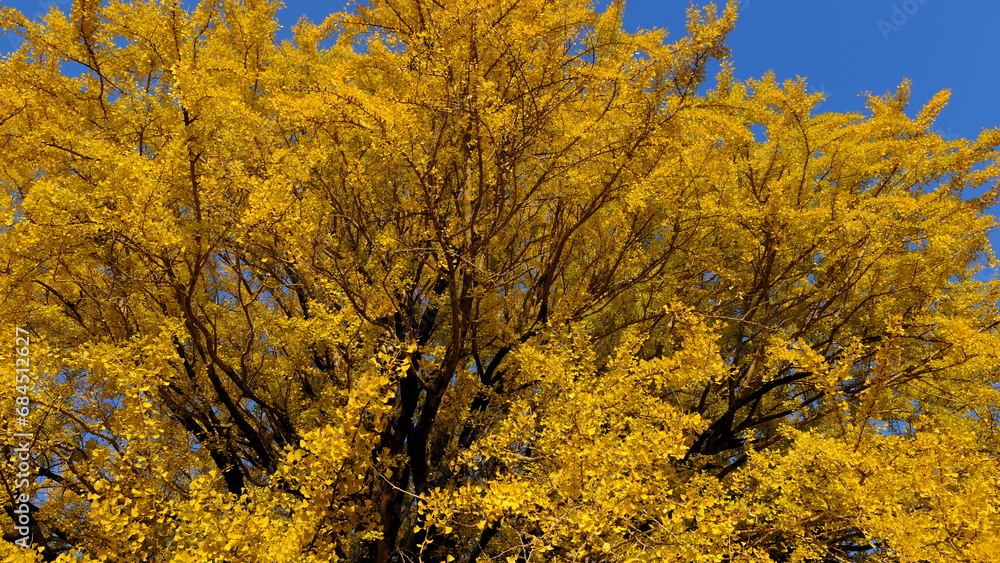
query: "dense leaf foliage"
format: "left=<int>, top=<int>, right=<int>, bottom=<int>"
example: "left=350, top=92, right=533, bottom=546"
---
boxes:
left=1, top=0, right=1000, bottom=561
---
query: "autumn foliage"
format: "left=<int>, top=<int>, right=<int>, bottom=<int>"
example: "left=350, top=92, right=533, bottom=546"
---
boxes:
left=1, top=0, right=1000, bottom=561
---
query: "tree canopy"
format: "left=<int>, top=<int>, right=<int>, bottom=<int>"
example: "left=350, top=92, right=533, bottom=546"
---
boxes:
left=1, top=0, right=1000, bottom=561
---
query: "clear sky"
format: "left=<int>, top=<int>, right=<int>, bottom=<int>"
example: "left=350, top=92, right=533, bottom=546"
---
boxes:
left=641, top=0, right=1000, bottom=144
left=3, top=0, right=1000, bottom=261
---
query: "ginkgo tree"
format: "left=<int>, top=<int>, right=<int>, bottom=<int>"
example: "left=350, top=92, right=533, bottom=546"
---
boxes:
left=1, top=0, right=999, bottom=561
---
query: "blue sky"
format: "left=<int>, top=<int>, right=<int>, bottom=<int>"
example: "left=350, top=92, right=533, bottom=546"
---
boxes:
left=3, top=0, right=999, bottom=258
left=689, top=0, right=999, bottom=143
